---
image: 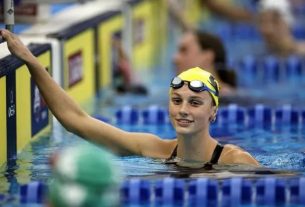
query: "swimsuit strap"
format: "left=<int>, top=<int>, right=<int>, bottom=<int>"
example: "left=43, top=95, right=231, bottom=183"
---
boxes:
left=209, top=143, right=224, bottom=164
left=166, top=143, right=224, bottom=164
left=165, top=145, right=178, bottom=162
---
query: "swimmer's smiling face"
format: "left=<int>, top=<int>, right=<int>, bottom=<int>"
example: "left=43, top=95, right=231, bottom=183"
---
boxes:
left=169, top=84, right=215, bottom=136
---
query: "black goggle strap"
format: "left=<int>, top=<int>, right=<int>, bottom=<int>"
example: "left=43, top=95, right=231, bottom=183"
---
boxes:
left=208, top=75, right=219, bottom=96
left=199, top=85, right=218, bottom=96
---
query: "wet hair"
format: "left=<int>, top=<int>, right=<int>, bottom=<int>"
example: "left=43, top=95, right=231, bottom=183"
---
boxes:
left=194, top=30, right=237, bottom=87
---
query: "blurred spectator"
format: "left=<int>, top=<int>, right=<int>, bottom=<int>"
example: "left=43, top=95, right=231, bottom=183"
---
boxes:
left=173, top=30, right=237, bottom=96
left=112, top=36, right=148, bottom=95
left=48, top=144, right=122, bottom=207
left=168, top=0, right=305, bottom=57
left=256, top=0, right=305, bottom=57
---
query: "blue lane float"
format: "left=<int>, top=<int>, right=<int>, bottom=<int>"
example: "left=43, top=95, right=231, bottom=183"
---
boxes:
left=289, top=177, right=305, bottom=205
left=121, top=178, right=151, bottom=204
left=222, top=177, right=253, bottom=206
left=275, top=105, right=300, bottom=124
left=155, top=178, right=185, bottom=205
left=218, top=104, right=247, bottom=125
left=247, top=104, right=272, bottom=127
left=285, top=55, right=303, bottom=80
left=113, top=104, right=304, bottom=127
left=238, top=55, right=258, bottom=87
left=13, top=177, right=305, bottom=206
left=255, top=177, right=286, bottom=205
left=115, top=105, right=168, bottom=125
left=188, top=178, right=218, bottom=206
left=115, top=105, right=140, bottom=124
left=237, top=54, right=305, bottom=87
left=20, top=181, right=47, bottom=204
left=263, top=56, right=281, bottom=83
left=142, top=105, right=167, bottom=125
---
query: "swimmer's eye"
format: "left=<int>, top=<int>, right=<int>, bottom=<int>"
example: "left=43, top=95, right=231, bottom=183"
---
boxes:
left=189, top=99, right=203, bottom=106
left=171, top=97, right=182, bottom=105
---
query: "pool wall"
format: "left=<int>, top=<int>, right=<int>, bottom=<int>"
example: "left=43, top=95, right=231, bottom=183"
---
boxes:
left=0, top=43, right=53, bottom=167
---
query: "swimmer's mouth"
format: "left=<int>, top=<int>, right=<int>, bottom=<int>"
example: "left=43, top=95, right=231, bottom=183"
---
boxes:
left=176, top=119, right=194, bottom=124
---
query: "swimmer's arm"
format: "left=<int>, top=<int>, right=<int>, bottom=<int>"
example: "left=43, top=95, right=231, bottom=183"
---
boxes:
left=167, top=0, right=195, bottom=31
left=80, top=117, right=175, bottom=157
left=1, top=29, right=175, bottom=158
left=201, top=0, right=254, bottom=22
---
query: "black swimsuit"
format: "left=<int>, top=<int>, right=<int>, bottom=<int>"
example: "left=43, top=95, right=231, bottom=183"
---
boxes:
left=165, top=143, right=224, bottom=169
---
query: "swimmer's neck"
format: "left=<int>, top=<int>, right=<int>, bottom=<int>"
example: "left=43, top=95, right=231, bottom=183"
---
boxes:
left=176, top=133, right=217, bottom=162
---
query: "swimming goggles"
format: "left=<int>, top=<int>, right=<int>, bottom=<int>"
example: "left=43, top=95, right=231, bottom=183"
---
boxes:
left=170, top=77, right=219, bottom=96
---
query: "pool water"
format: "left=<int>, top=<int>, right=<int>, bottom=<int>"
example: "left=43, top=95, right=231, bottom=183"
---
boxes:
left=2, top=99, right=305, bottom=184
left=1, top=54, right=305, bottom=206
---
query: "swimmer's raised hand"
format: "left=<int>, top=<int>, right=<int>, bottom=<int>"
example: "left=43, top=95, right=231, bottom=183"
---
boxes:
left=0, top=29, right=34, bottom=61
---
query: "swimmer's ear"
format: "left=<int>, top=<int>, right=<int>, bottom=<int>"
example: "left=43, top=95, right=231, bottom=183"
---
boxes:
left=209, top=108, right=217, bottom=123
left=209, top=105, right=216, bottom=117
left=211, top=106, right=217, bottom=117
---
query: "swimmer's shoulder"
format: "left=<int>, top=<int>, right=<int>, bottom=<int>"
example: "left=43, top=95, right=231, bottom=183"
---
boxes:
left=219, top=144, right=259, bottom=166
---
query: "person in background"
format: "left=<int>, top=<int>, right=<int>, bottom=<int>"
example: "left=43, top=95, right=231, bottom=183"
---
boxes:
left=256, top=0, right=305, bottom=57
left=168, top=0, right=305, bottom=57
left=112, top=34, right=148, bottom=95
left=1, top=29, right=259, bottom=169
left=48, top=144, right=122, bottom=207
left=173, top=30, right=237, bottom=96
left=167, top=0, right=253, bottom=31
